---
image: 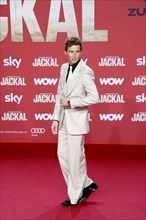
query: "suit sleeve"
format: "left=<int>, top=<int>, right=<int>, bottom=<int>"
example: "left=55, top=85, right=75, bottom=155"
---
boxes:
left=70, top=69, right=99, bottom=108
left=52, top=68, right=64, bottom=121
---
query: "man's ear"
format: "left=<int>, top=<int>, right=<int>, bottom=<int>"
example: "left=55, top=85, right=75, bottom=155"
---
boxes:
left=64, top=51, right=67, bottom=55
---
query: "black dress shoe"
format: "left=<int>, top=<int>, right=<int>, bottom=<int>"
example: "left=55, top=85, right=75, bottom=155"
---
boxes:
left=62, top=199, right=76, bottom=207
left=84, top=182, right=98, bottom=193
left=77, top=182, right=99, bottom=204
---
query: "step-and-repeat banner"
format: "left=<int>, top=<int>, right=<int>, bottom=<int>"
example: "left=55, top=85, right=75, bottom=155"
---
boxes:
left=0, top=0, right=146, bottom=145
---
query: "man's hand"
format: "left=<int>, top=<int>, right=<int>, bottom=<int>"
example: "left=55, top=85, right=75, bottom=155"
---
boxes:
left=60, top=97, right=70, bottom=107
left=51, top=120, right=59, bottom=135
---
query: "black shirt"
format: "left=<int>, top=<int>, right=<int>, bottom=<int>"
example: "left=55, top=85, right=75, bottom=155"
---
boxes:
left=66, top=59, right=81, bottom=82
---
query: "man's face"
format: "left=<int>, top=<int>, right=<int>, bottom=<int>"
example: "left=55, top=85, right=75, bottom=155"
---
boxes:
left=64, top=45, right=82, bottom=65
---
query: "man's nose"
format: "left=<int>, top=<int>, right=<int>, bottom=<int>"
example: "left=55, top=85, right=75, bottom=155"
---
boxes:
left=73, top=52, right=76, bottom=58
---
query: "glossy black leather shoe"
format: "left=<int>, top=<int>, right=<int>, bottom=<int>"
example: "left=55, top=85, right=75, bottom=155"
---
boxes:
left=77, top=182, right=99, bottom=204
left=84, top=182, right=98, bottom=192
left=62, top=199, right=76, bottom=207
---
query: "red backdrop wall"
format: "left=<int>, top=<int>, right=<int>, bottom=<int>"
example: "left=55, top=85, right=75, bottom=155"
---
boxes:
left=0, top=0, right=145, bottom=145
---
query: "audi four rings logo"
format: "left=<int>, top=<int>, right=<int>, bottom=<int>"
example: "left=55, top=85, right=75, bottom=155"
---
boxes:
left=31, top=128, right=45, bottom=134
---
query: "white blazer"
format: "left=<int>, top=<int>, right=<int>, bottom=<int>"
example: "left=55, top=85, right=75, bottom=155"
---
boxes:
left=53, top=59, right=99, bottom=134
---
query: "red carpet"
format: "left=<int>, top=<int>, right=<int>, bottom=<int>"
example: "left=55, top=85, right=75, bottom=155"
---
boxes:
left=0, top=143, right=145, bottom=220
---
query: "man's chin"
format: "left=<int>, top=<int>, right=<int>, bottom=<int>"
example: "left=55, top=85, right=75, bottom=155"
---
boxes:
left=71, top=60, right=79, bottom=64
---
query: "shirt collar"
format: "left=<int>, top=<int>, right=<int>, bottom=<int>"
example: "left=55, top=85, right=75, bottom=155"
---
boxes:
left=69, top=59, right=81, bottom=72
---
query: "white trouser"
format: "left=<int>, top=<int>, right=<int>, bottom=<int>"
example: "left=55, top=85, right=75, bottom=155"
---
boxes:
left=57, top=116, right=93, bottom=204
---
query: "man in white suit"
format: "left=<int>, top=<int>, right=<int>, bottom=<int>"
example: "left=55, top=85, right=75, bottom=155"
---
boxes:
left=51, top=37, right=99, bottom=206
